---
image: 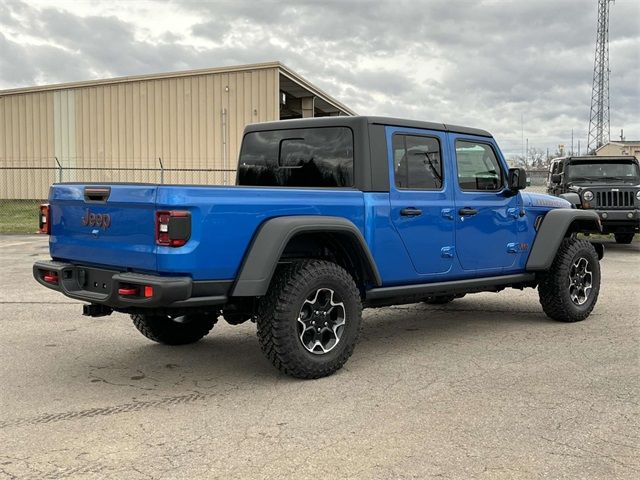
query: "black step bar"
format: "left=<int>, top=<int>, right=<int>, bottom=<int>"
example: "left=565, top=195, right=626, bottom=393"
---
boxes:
left=365, top=273, right=536, bottom=307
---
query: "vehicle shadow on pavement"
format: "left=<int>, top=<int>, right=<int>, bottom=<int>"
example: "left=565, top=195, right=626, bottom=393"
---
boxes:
left=41, top=301, right=553, bottom=391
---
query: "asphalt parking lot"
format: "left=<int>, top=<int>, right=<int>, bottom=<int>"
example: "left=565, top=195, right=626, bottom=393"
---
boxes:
left=0, top=235, right=638, bottom=479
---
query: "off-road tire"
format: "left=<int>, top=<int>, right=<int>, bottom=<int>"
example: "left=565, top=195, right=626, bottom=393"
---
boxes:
left=256, top=259, right=362, bottom=379
left=131, top=313, right=217, bottom=345
left=614, top=233, right=634, bottom=244
left=538, top=238, right=600, bottom=322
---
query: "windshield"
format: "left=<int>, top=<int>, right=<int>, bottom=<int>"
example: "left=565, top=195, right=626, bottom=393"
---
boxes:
left=566, top=160, right=640, bottom=182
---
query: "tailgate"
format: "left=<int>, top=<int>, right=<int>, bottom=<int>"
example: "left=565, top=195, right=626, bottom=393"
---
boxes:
left=49, top=184, right=158, bottom=272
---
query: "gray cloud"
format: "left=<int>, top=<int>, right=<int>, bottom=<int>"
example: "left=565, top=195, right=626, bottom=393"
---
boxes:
left=0, top=0, right=638, bottom=156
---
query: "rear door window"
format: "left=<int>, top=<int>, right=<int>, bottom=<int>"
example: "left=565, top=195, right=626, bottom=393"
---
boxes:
left=392, top=134, right=443, bottom=190
left=548, top=161, right=558, bottom=182
left=238, top=127, right=354, bottom=187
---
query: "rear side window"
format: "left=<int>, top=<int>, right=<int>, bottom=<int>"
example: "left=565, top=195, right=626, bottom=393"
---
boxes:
left=392, top=134, right=443, bottom=190
left=455, top=140, right=503, bottom=191
left=237, top=127, right=354, bottom=187
left=548, top=161, right=558, bottom=182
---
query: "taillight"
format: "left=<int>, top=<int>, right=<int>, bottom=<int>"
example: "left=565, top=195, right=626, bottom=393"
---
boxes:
left=156, top=210, right=191, bottom=247
left=39, top=204, right=50, bottom=234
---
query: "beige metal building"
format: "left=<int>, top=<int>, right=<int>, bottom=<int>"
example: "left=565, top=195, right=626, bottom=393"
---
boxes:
left=595, top=140, right=640, bottom=158
left=0, top=62, right=354, bottom=199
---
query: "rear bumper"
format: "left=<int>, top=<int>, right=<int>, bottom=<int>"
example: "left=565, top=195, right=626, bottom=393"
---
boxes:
left=33, top=260, right=230, bottom=309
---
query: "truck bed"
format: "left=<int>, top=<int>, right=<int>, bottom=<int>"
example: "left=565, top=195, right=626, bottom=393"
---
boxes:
left=50, top=183, right=366, bottom=281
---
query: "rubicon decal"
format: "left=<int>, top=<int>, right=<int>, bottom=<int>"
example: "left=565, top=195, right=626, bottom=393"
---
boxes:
left=81, top=209, right=111, bottom=230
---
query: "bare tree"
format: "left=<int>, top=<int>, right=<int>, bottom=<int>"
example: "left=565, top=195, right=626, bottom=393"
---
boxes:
left=508, top=147, right=549, bottom=170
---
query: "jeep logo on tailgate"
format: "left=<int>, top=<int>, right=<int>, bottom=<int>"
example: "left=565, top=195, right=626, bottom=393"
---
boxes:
left=81, top=209, right=111, bottom=230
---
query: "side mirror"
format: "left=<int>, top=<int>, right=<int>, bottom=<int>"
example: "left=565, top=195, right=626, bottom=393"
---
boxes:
left=551, top=173, right=562, bottom=184
left=508, top=167, right=527, bottom=191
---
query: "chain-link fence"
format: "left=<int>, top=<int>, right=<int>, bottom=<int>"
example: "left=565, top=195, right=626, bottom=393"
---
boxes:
left=526, top=169, right=549, bottom=194
left=0, top=162, right=550, bottom=234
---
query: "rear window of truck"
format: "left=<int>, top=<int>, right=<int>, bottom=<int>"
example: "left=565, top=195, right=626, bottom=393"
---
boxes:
left=237, top=127, right=354, bottom=187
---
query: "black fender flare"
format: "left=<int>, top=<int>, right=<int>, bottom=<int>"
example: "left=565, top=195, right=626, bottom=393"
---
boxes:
left=526, top=209, right=601, bottom=271
left=559, top=192, right=581, bottom=207
left=231, top=216, right=382, bottom=297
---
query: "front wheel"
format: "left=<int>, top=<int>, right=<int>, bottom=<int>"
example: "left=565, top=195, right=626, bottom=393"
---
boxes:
left=131, top=313, right=217, bottom=345
left=256, top=260, right=362, bottom=379
left=614, top=233, right=634, bottom=244
left=538, top=238, right=601, bottom=322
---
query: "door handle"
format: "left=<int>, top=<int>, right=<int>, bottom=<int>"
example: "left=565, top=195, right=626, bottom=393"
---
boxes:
left=458, top=207, right=478, bottom=216
left=400, top=207, right=422, bottom=217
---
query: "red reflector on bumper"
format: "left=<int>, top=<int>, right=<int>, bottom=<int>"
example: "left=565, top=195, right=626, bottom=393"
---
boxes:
left=144, top=285, right=154, bottom=298
left=43, top=272, right=58, bottom=283
left=118, top=287, right=138, bottom=296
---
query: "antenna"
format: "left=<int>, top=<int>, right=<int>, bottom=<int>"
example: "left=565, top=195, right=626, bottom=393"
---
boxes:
left=587, top=0, right=614, bottom=153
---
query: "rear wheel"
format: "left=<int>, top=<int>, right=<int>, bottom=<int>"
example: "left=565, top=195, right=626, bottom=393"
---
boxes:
left=131, top=313, right=217, bottom=345
left=256, top=259, right=362, bottom=379
left=614, top=233, right=634, bottom=244
left=538, top=238, right=600, bottom=322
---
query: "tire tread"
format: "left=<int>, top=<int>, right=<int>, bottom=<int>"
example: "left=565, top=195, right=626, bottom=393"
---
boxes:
left=131, top=313, right=216, bottom=345
left=538, top=238, right=600, bottom=322
left=256, top=259, right=362, bottom=379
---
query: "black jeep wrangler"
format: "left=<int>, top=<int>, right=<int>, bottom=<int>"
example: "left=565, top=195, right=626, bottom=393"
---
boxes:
left=547, top=155, right=640, bottom=243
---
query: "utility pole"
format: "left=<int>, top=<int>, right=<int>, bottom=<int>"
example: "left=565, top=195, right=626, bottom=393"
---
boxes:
left=521, top=113, right=524, bottom=160
left=587, top=0, right=614, bottom=153
left=571, top=129, right=574, bottom=155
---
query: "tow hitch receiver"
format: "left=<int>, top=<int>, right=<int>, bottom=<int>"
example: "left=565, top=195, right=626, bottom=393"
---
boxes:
left=83, top=304, right=113, bottom=317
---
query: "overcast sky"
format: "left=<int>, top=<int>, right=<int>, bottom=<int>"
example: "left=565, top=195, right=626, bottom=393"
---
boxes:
left=1, top=0, right=638, bottom=157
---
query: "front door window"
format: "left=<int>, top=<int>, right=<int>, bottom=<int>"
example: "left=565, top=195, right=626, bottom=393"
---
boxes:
left=455, top=140, right=503, bottom=191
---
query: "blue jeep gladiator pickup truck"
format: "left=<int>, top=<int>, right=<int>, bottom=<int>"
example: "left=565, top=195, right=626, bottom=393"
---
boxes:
left=34, top=116, right=603, bottom=378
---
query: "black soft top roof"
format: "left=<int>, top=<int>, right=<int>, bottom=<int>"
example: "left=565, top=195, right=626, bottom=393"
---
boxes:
left=244, top=115, right=492, bottom=138
left=558, top=155, right=639, bottom=163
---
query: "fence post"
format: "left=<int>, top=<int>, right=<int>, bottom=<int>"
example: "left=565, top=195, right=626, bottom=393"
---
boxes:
left=158, top=157, right=164, bottom=184
left=54, top=157, right=63, bottom=183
